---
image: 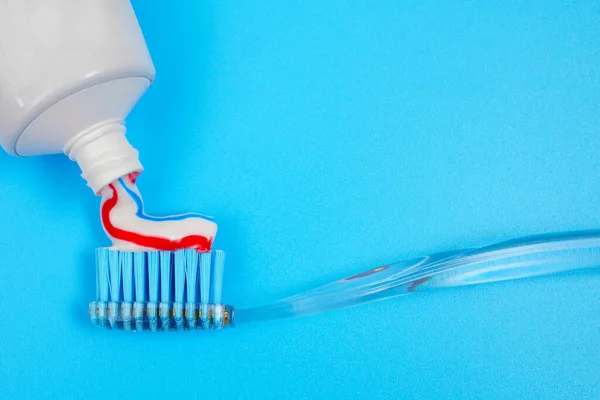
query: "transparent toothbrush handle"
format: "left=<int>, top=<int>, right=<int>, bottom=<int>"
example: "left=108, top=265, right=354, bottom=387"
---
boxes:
left=237, top=230, right=600, bottom=323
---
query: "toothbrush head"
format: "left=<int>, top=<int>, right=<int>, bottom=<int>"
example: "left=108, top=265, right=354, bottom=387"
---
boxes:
left=89, top=248, right=234, bottom=331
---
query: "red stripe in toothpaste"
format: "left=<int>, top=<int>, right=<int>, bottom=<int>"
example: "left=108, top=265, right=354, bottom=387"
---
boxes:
left=101, top=183, right=213, bottom=252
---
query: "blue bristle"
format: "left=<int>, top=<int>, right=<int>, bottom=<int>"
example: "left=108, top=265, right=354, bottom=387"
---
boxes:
left=108, top=251, right=121, bottom=302
left=159, top=251, right=172, bottom=303
left=211, top=250, right=226, bottom=304
left=97, top=249, right=110, bottom=302
left=174, top=251, right=186, bottom=303
left=147, top=252, right=159, bottom=303
left=133, top=252, right=147, bottom=302
left=184, top=250, right=199, bottom=303
left=119, top=252, right=135, bottom=330
left=200, top=252, right=212, bottom=305
left=95, top=251, right=100, bottom=300
left=120, top=252, right=134, bottom=302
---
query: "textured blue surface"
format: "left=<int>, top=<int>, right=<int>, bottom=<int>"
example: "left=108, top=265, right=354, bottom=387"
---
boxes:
left=1, top=2, right=599, bottom=399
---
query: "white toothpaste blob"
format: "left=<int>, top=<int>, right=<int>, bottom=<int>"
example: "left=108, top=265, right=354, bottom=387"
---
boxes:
left=100, top=173, right=217, bottom=252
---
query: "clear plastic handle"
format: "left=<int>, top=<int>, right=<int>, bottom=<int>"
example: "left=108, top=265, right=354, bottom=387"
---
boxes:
left=237, top=230, right=600, bottom=323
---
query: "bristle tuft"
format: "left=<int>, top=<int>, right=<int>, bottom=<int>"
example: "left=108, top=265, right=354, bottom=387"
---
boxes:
left=147, top=252, right=159, bottom=303
left=97, top=249, right=110, bottom=302
left=184, top=249, right=199, bottom=303
left=108, top=251, right=121, bottom=302
left=133, top=252, right=147, bottom=302
left=212, top=250, right=226, bottom=304
left=174, top=251, right=186, bottom=303
left=159, top=251, right=172, bottom=303
left=200, top=252, right=212, bottom=305
left=120, top=252, right=133, bottom=302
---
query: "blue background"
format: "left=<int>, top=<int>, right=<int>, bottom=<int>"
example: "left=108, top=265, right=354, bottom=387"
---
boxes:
left=1, top=1, right=599, bottom=399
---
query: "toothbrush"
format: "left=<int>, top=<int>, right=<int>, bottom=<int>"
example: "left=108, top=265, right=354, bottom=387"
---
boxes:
left=89, top=230, right=600, bottom=330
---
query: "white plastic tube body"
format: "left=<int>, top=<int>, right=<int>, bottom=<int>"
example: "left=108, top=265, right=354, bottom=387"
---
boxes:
left=0, top=0, right=155, bottom=192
